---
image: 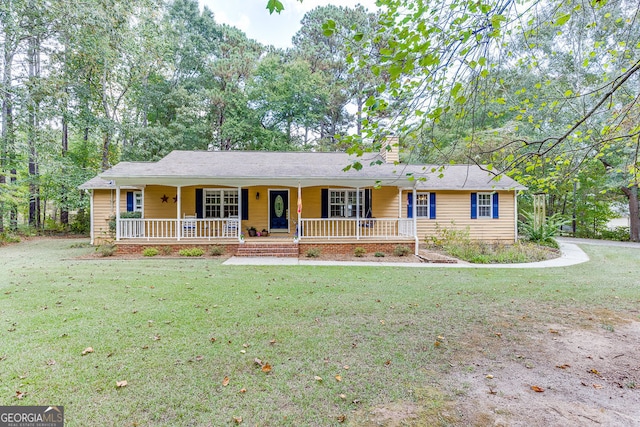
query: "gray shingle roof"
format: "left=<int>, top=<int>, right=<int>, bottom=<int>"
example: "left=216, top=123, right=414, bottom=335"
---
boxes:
left=89, top=150, right=525, bottom=191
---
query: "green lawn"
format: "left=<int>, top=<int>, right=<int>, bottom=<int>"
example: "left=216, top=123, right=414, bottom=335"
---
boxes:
left=0, top=238, right=638, bottom=426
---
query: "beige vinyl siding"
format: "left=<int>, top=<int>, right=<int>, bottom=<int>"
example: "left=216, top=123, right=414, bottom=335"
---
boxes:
left=403, top=190, right=517, bottom=242
left=92, top=189, right=131, bottom=241
left=372, top=186, right=400, bottom=218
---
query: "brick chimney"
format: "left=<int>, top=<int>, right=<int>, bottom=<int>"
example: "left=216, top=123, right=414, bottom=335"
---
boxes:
left=380, top=135, right=399, bottom=164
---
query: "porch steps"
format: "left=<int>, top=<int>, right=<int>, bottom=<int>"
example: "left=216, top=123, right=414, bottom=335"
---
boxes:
left=236, top=242, right=299, bottom=258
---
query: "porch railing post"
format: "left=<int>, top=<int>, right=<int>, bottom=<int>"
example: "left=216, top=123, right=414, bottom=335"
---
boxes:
left=177, top=186, right=181, bottom=241
left=115, top=185, right=121, bottom=241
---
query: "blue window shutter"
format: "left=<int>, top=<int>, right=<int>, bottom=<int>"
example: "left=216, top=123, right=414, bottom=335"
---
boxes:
left=407, top=193, right=413, bottom=218
left=242, top=189, right=249, bottom=220
left=492, top=193, right=499, bottom=219
left=429, top=193, right=436, bottom=219
left=321, top=189, right=328, bottom=218
left=195, top=189, right=203, bottom=218
left=126, top=191, right=134, bottom=212
left=365, top=189, right=372, bottom=218
left=471, top=193, right=477, bottom=219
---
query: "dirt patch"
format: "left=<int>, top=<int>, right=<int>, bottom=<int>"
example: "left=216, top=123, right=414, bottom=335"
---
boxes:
left=449, top=317, right=640, bottom=426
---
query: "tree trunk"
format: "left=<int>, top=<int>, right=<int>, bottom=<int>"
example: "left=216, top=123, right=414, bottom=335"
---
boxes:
left=28, top=33, right=41, bottom=228
left=1, top=27, right=16, bottom=233
left=60, top=113, right=69, bottom=225
left=621, top=185, right=640, bottom=242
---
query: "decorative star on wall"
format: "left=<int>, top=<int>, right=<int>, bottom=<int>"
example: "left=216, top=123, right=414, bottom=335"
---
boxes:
left=173, top=196, right=178, bottom=203
left=161, top=194, right=169, bottom=203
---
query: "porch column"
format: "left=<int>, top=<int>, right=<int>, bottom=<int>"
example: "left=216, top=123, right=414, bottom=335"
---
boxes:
left=297, top=182, right=302, bottom=240
left=514, top=189, right=518, bottom=242
left=237, top=186, right=242, bottom=242
left=412, top=187, right=418, bottom=255
left=356, top=186, right=360, bottom=240
left=398, top=188, right=402, bottom=218
left=176, top=186, right=182, bottom=241
left=115, top=186, right=121, bottom=241
left=89, top=190, right=95, bottom=245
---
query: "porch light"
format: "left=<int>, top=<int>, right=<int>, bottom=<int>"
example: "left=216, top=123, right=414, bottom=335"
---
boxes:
left=256, top=192, right=260, bottom=200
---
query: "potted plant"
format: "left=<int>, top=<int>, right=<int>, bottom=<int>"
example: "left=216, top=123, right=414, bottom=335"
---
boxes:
left=246, top=226, right=257, bottom=237
left=261, top=228, right=269, bottom=237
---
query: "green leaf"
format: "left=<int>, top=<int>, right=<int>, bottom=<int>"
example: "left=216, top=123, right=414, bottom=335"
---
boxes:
left=322, top=19, right=336, bottom=37
left=353, top=32, right=364, bottom=42
left=554, top=13, right=571, bottom=26
left=266, top=0, right=284, bottom=14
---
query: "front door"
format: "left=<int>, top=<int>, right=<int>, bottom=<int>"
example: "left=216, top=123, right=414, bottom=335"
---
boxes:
left=269, top=190, right=289, bottom=232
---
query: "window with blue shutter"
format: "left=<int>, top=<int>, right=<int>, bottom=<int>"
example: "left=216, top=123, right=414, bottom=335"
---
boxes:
left=492, top=193, right=499, bottom=219
left=321, top=189, right=329, bottom=218
left=195, top=189, right=203, bottom=218
left=126, top=191, right=134, bottom=212
left=470, top=193, right=477, bottom=219
left=429, top=193, right=436, bottom=219
left=241, top=189, right=249, bottom=220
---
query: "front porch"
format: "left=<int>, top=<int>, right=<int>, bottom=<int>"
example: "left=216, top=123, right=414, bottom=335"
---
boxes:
left=115, top=217, right=416, bottom=241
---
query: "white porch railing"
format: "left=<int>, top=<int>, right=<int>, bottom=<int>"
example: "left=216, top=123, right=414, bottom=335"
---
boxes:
left=299, top=218, right=414, bottom=240
left=118, top=218, right=240, bottom=240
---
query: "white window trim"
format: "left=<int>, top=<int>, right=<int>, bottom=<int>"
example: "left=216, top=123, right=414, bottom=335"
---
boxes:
left=329, top=189, right=364, bottom=218
left=203, top=188, right=239, bottom=219
left=477, top=192, right=493, bottom=219
left=416, top=192, right=430, bottom=218
left=133, top=191, right=143, bottom=213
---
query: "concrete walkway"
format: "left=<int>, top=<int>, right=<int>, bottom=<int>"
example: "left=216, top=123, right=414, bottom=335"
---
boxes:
left=223, top=240, right=591, bottom=268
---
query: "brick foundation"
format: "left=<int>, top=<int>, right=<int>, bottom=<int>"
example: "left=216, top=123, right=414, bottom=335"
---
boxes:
left=115, top=243, right=238, bottom=256
left=299, top=242, right=413, bottom=256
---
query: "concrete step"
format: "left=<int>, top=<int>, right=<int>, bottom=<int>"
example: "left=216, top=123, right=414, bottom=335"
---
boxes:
left=236, top=243, right=299, bottom=257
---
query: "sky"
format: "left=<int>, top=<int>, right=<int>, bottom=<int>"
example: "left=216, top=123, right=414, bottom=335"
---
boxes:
left=199, top=0, right=380, bottom=49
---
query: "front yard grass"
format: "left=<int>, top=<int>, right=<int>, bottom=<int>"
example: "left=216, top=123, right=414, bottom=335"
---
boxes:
left=0, top=238, right=638, bottom=426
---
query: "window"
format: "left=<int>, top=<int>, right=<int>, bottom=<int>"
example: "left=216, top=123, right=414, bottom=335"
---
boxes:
left=133, top=191, right=143, bottom=212
left=477, top=193, right=492, bottom=218
left=204, top=189, right=238, bottom=218
left=416, top=193, right=430, bottom=217
left=329, top=189, right=364, bottom=218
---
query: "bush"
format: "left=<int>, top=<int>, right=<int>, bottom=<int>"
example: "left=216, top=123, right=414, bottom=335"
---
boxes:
left=160, top=246, right=173, bottom=255
left=143, top=247, right=159, bottom=257
left=108, top=211, right=142, bottom=234
left=209, top=245, right=225, bottom=256
left=179, top=248, right=204, bottom=257
left=70, top=210, right=90, bottom=234
left=393, top=245, right=412, bottom=257
left=354, top=247, right=366, bottom=257
left=374, top=251, right=385, bottom=257
left=599, top=226, right=630, bottom=242
left=69, top=242, right=91, bottom=249
left=305, top=248, right=321, bottom=258
left=519, top=211, right=569, bottom=244
left=96, top=244, right=116, bottom=257
left=0, top=233, right=21, bottom=246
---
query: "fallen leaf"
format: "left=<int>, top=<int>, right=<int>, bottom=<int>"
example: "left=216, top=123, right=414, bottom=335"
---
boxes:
left=242, top=343, right=249, bottom=348
left=254, top=358, right=263, bottom=366
left=195, top=355, right=204, bottom=361
left=380, top=320, right=385, bottom=325
left=589, top=369, right=600, bottom=375
left=222, top=376, right=230, bottom=387
left=531, top=385, right=544, bottom=393
left=437, top=335, right=445, bottom=340
left=434, top=341, right=440, bottom=347
left=239, top=388, right=247, bottom=393
left=82, top=347, right=94, bottom=356
left=495, top=332, right=502, bottom=338
left=232, top=416, right=242, bottom=424
left=153, top=335, right=161, bottom=341
left=335, top=375, right=342, bottom=382
left=116, top=380, right=128, bottom=388
left=15, top=391, right=26, bottom=399
left=339, top=394, right=347, bottom=400
left=261, top=363, right=272, bottom=373
left=240, top=350, right=246, bottom=354
left=343, top=365, right=349, bottom=370
left=210, top=337, right=217, bottom=343
left=269, top=339, right=276, bottom=345
left=549, top=329, right=559, bottom=334
left=314, top=376, right=323, bottom=382
left=556, top=364, right=571, bottom=369
left=593, top=384, right=603, bottom=389
left=384, top=360, right=391, bottom=366
left=486, top=375, right=494, bottom=379
left=337, top=414, right=346, bottom=423
left=46, top=359, right=56, bottom=366
left=141, top=345, right=149, bottom=350
left=488, top=387, right=497, bottom=395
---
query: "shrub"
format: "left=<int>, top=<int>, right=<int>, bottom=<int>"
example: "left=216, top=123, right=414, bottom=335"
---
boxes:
left=209, top=245, right=225, bottom=256
left=69, top=242, right=91, bottom=249
left=143, top=247, right=159, bottom=257
left=519, top=211, right=569, bottom=244
left=354, top=247, right=366, bottom=257
left=305, top=248, right=321, bottom=258
left=70, top=210, right=90, bottom=234
left=0, top=233, right=21, bottom=246
left=599, top=226, right=630, bottom=242
left=374, top=252, right=385, bottom=257
left=96, top=244, right=116, bottom=257
left=179, top=248, right=204, bottom=257
left=160, top=246, right=173, bottom=255
left=108, top=211, right=142, bottom=234
left=393, top=245, right=411, bottom=257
